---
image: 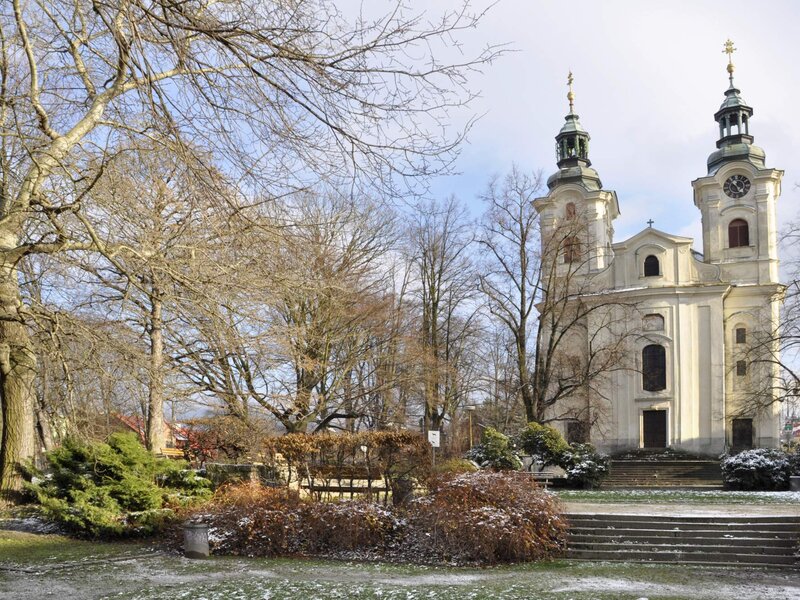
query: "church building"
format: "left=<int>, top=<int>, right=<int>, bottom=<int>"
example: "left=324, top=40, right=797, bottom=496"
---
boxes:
left=534, top=42, right=783, bottom=455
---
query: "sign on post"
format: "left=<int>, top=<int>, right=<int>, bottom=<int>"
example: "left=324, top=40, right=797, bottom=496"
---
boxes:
left=427, top=430, right=441, bottom=448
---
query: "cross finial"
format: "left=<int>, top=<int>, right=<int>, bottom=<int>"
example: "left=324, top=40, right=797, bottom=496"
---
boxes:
left=647, top=219, right=654, bottom=228
left=567, top=70, right=575, bottom=112
left=723, top=39, right=736, bottom=78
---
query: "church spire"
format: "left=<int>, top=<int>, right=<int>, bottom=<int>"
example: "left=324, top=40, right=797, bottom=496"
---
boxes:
left=547, top=72, right=602, bottom=190
left=724, top=39, right=737, bottom=88
left=567, top=70, right=575, bottom=112
left=707, top=39, right=765, bottom=174
left=555, top=71, right=590, bottom=169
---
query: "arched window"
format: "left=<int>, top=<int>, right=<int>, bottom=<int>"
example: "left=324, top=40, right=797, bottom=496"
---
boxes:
left=643, top=314, right=665, bottom=332
left=565, top=202, right=576, bottom=220
left=728, top=219, right=749, bottom=248
left=735, top=327, right=747, bottom=344
left=563, top=236, right=580, bottom=263
left=643, top=255, right=660, bottom=277
left=642, top=344, right=667, bottom=392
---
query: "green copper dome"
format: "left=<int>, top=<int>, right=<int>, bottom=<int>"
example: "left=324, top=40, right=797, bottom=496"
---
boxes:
left=547, top=74, right=602, bottom=190
left=707, top=42, right=764, bottom=174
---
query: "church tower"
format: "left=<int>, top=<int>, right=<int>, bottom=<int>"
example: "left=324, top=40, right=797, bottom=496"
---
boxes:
left=692, top=40, right=783, bottom=286
left=534, top=73, right=619, bottom=273
left=692, top=41, right=783, bottom=450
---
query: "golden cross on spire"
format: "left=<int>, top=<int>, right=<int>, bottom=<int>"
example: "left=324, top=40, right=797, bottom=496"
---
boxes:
left=567, top=70, right=575, bottom=111
left=723, top=39, right=736, bottom=75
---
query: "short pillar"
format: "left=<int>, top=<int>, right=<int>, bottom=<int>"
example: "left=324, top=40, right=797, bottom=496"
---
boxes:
left=183, top=522, right=209, bottom=558
left=790, top=476, right=800, bottom=492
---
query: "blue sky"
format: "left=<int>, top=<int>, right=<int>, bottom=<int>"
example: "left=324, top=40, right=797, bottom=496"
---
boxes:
left=415, top=0, right=800, bottom=248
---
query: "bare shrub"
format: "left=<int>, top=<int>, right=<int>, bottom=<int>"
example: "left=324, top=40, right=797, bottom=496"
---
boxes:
left=406, top=471, right=566, bottom=564
left=202, top=484, right=304, bottom=556
left=194, top=473, right=566, bottom=565
left=298, top=501, right=400, bottom=553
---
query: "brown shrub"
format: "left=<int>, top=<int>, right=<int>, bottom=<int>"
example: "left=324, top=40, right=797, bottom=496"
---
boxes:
left=192, top=473, right=566, bottom=565
left=298, top=501, right=399, bottom=553
left=200, top=484, right=304, bottom=556
left=406, top=471, right=567, bottom=564
left=196, top=483, right=401, bottom=557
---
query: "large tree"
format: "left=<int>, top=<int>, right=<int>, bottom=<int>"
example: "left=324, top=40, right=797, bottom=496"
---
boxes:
left=0, top=0, right=495, bottom=498
left=478, top=166, right=543, bottom=423
left=409, top=196, right=479, bottom=432
left=478, top=167, right=636, bottom=425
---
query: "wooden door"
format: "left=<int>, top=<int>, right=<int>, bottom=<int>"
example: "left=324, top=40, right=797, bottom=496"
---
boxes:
left=642, top=410, right=667, bottom=448
left=732, top=419, right=753, bottom=451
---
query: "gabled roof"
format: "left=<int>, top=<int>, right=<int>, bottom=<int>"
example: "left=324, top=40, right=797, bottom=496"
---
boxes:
left=612, top=227, right=694, bottom=250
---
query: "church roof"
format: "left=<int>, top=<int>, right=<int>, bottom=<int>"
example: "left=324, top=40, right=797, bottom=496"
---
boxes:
left=612, top=226, right=694, bottom=249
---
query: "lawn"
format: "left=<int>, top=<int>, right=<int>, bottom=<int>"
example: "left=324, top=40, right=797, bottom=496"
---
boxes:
left=1, top=529, right=799, bottom=600
left=555, top=488, right=800, bottom=505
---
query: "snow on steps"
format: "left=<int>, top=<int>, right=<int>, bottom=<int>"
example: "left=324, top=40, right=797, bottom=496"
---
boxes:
left=602, top=459, right=722, bottom=489
left=565, top=513, right=800, bottom=568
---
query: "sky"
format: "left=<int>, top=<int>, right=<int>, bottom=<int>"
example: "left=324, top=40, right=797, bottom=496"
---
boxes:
left=411, top=0, right=800, bottom=247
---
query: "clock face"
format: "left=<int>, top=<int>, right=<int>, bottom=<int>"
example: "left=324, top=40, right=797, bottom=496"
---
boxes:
left=723, top=174, right=751, bottom=199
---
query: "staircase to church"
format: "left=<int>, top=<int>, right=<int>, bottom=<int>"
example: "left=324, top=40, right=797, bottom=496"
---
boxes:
left=603, top=450, right=722, bottom=488
left=566, top=513, right=800, bottom=568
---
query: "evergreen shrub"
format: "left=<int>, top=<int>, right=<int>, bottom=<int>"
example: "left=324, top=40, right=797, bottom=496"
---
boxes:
left=720, top=448, right=791, bottom=490
left=516, top=422, right=569, bottom=467
left=26, top=432, right=211, bottom=538
left=560, top=443, right=609, bottom=489
left=465, top=427, right=522, bottom=471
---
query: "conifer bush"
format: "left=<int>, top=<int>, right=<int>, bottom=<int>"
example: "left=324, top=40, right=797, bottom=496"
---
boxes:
left=720, top=448, right=791, bottom=490
left=465, top=427, right=522, bottom=470
left=560, top=443, right=609, bottom=489
left=516, top=422, right=570, bottom=467
left=25, top=432, right=211, bottom=538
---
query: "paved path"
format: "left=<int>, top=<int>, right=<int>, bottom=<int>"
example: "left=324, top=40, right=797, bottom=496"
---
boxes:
left=564, top=501, right=800, bottom=517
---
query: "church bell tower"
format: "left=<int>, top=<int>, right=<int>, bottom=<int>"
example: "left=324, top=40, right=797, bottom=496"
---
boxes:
left=692, top=40, right=783, bottom=286
left=534, top=73, right=619, bottom=273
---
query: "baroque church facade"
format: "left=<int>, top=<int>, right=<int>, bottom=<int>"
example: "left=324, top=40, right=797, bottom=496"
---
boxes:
left=535, top=43, right=783, bottom=455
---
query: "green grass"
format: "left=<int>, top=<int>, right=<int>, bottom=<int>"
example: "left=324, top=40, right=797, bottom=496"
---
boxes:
left=0, top=529, right=154, bottom=567
left=555, top=488, right=800, bottom=504
left=2, top=530, right=799, bottom=599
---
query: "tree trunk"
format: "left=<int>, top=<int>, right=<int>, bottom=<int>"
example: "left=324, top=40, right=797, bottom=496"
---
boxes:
left=0, top=269, right=36, bottom=501
left=146, top=295, right=166, bottom=452
left=35, top=377, right=55, bottom=455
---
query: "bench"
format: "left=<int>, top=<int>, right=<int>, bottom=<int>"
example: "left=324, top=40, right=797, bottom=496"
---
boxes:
left=527, top=471, right=557, bottom=488
left=304, top=483, right=389, bottom=494
left=158, top=448, right=186, bottom=459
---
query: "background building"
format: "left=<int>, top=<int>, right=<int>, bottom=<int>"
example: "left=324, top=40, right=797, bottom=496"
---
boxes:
left=534, top=45, right=783, bottom=454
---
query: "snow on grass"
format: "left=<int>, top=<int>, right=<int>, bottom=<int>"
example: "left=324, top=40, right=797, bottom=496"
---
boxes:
left=555, top=488, right=800, bottom=505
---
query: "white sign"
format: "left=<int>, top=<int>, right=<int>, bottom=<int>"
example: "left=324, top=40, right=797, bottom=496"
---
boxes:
left=427, top=430, right=441, bottom=448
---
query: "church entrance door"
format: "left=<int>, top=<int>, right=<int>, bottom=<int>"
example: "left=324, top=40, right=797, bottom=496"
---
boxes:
left=642, top=410, right=667, bottom=448
left=732, top=418, right=754, bottom=451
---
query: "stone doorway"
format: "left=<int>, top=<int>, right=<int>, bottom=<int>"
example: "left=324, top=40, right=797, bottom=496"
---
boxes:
left=642, top=409, right=667, bottom=448
left=731, top=418, right=754, bottom=451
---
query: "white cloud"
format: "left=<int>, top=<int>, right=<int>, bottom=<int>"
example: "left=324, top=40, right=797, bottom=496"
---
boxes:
left=409, top=0, right=800, bottom=251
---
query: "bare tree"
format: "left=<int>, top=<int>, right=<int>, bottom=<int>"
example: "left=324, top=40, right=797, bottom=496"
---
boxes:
left=476, top=326, right=526, bottom=434
left=70, top=141, right=229, bottom=452
left=733, top=220, right=799, bottom=419
left=0, top=0, right=497, bottom=497
left=478, top=166, right=544, bottom=424
left=409, top=196, right=480, bottom=432
left=529, top=208, right=637, bottom=426
left=176, top=189, right=398, bottom=434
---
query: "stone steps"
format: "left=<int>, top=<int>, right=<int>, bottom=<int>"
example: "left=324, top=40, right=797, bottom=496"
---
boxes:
left=565, top=514, right=800, bottom=568
left=603, top=459, right=722, bottom=489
